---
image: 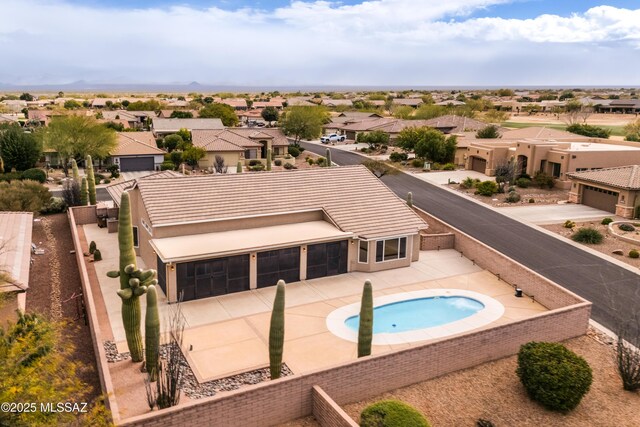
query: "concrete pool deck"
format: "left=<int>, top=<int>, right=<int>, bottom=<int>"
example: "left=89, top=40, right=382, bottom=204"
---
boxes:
left=83, top=224, right=546, bottom=382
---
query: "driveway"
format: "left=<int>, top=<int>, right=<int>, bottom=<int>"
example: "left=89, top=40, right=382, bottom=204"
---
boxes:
left=412, top=170, right=492, bottom=185
left=497, top=204, right=618, bottom=225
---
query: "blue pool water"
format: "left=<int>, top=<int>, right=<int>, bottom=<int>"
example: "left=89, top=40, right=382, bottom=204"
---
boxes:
left=345, top=296, right=485, bottom=334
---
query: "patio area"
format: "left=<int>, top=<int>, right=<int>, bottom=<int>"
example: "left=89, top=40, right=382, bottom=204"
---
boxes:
left=83, top=223, right=547, bottom=383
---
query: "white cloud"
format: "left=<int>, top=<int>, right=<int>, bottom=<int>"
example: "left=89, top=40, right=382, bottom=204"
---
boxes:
left=0, top=1, right=638, bottom=85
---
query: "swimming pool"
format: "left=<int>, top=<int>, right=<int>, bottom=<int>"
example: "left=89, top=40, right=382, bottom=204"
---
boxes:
left=326, top=289, right=505, bottom=345
left=344, top=296, right=485, bottom=334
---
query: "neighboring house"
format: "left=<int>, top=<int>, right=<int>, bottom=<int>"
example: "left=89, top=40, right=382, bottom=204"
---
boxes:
left=109, top=132, right=165, bottom=172
left=465, top=129, right=640, bottom=188
left=253, top=100, right=284, bottom=110
left=27, top=109, right=53, bottom=126
left=568, top=165, right=640, bottom=217
left=286, top=97, right=317, bottom=107
left=158, top=109, right=199, bottom=118
left=101, top=110, right=156, bottom=129
left=599, top=99, right=640, bottom=114
left=420, top=115, right=489, bottom=134
left=0, top=114, right=20, bottom=125
left=322, top=99, right=353, bottom=108
left=0, top=212, right=33, bottom=322
left=91, top=98, right=118, bottom=108
left=0, top=100, right=27, bottom=112
left=151, top=118, right=224, bottom=138
left=434, top=100, right=466, bottom=106
left=191, top=128, right=290, bottom=168
left=125, top=165, right=427, bottom=302
left=391, top=98, right=424, bottom=108
left=218, top=98, right=248, bottom=111
left=106, top=170, right=183, bottom=207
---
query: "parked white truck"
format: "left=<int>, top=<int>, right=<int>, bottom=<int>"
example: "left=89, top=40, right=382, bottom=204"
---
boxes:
left=320, top=133, right=346, bottom=144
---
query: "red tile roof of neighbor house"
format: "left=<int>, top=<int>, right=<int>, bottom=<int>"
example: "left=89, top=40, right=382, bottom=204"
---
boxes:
left=567, top=165, right=640, bottom=190
left=112, top=132, right=164, bottom=156
left=151, top=118, right=224, bottom=133
left=134, top=165, right=428, bottom=239
left=191, top=130, right=262, bottom=152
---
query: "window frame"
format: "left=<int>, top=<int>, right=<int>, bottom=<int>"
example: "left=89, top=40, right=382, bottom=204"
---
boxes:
left=375, top=236, right=408, bottom=263
left=358, top=240, right=369, bottom=264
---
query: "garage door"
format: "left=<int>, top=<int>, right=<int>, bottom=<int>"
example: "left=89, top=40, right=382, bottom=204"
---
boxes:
left=120, top=157, right=154, bottom=172
left=176, top=254, right=250, bottom=301
left=582, top=185, right=618, bottom=213
left=306, top=240, right=348, bottom=280
left=471, top=157, right=486, bottom=173
left=257, top=247, right=300, bottom=288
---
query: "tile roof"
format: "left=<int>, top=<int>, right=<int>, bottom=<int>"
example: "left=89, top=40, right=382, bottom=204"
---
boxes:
left=152, top=118, right=224, bottom=133
left=112, top=132, right=164, bottom=156
left=106, top=170, right=183, bottom=206
left=135, top=165, right=428, bottom=239
left=191, top=130, right=261, bottom=152
left=501, top=126, right=578, bottom=140
left=0, top=212, right=33, bottom=292
left=421, top=115, right=488, bottom=133
left=567, top=165, right=640, bottom=190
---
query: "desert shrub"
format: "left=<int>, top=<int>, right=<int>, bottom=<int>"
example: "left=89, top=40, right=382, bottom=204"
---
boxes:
left=534, top=171, right=555, bottom=189
left=360, top=400, right=430, bottom=427
left=106, top=164, right=120, bottom=178
left=316, top=157, right=327, bottom=166
left=306, top=157, right=314, bottom=165
left=517, top=342, right=592, bottom=412
left=563, top=220, right=576, bottom=229
left=474, top=180, right=499, bottom=196
left=476, top=420, right=495, bottom=427
left=515, top=177, right=531, bottom=188
left=629, top=249, right=640, bottom=259
left=505, top=191, right=521, bottom=203
left=411, top=158, right=424, bottom=168
left=20, top=168, right=46, bottom=183
left=0, top=180, right=51, bottom=212
left=0, top=172, right=22, bottom=182
left=460, top=177, right=476, bottom=189
left=40, top=197, right=67, bottom=214
left=283, top=163, right=296, bottom=170
left=160, top=161, right=174, bottom=171
left=89, top=241, right=96, bottom=254
left=93, top=249, right=102, bottom=261
left=274, top=159, right=282, bottom=166
left=94, top=173, right=106, bottom=181
left=571, top=227, right=603, bottom=244
left=619, top=223, right=635, bottom=232
left=250, top=163, right=265, bottom=171
left=601, top=217, right=614, bottom=225
left=287, top=145, right=301, bottom=158
left=442, top=162, right=455, bottom=170
left=566, top=123, right=611, bottom=139
left=529, top=198, right=535, bottom=203
left=248, top=159, right=261, bottom=166
left=103, top=178, right=111, bottom=184
left=431, top=163, right=442, bottom=171
left=389, top=152, right=408, bottom=162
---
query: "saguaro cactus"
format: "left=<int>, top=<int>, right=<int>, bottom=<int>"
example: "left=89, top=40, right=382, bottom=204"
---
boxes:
left=269, top=280, right=286, bottom=379
left=358, top=280, right=373, bottom=358
left=145, top=285, right=160, bottom=381
left=236, top=161, right=243, bottom=173
left=106, top=192, right=156, bottom=362
left=326, top=148, right=332, bottom=167
left=86, top=155, right=97, bottom=205
left=80, top=177, right=88, bottom=206
left=407, top=191, right=413, bottom=208
left=71, top=158, right=80, bottom=183
left=266, top=148, right=272, bottom=171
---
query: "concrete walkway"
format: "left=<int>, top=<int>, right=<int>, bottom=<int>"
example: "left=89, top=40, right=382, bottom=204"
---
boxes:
left=496, top=204, right=617, bottom=224
left=412, top=170, right=493, bottom=185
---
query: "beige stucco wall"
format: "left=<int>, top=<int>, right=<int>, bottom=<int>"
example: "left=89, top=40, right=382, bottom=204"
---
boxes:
left=568, top=179, right=639, bottom=219
left=199, top=152, right=241, bottom=170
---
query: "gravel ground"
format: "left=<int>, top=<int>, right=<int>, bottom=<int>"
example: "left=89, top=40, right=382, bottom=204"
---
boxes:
left=452, top=184, right=569, bottom=207
left=541, top=220, right=640, bottom=269
left=282, top=331, right=640, bottom=427
left=27, top=213, right=101, bottom=405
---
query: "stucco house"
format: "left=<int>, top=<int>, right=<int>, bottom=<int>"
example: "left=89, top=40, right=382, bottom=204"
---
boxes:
left=191, top=128, right=290, bottom=169
left=124, top=165, right=428, bottom=302
left=109, top=132, right=165, bottom=172
left=567, top=165, right=640, bottom=217
left=151, top=118, right=224, bottom=138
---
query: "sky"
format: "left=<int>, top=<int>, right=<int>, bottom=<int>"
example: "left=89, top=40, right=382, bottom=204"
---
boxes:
left=0, top=0, right=639, bottom=87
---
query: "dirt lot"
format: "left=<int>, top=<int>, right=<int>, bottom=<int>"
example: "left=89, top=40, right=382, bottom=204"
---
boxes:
left=507, top=112, right=638, bottom=127
left=27, top=213, right=101, bottom=404
left=541, top=220, right=640, bottom=270
left=281, top=332, right=640, bottom=427
left=451, top=184, right=569, bottom=207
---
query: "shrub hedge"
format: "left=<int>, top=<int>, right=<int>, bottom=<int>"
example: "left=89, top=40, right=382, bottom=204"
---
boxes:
left=571, top=227, right=603, bottom=244
left=517, top=342, right=592, bottom=412
left=360, top=400, right=430, bottom=427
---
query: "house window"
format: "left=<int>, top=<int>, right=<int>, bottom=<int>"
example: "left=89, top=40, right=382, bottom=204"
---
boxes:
left=358, top=241, right=368, bottom=263
left=132, top=226, right=139, bottom=248
left=375, top=237, right=407, bottom=263
left=141, top=218, right=152, bottom=236
left=245, top=149, right=257, bottom=159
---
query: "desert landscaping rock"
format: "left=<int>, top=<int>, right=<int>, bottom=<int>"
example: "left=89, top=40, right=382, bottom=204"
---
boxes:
left=612, top=249, right=624, bottom=255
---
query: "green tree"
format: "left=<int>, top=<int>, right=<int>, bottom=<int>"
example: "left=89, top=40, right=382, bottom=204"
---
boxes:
left=0, top=125, right=42, bottom=171
left=279, top=106, right=329, bottom=144
left=392, top=105, right=414, bottom=119
left=63, top=99, right=82, bottom=110
left=412, top=104, right=450, bottom=120
left=623, top=119, right=640, bottom=142
left=163, top=134, right=183, bottom=152
left=0, top=180, right=51, bottom=212
left=19, top=93, right=34, bottom=101
left=126, top=100, right=162, bottom=111
left=261, top=106, right=279, bottom=124
left=476, top=125, right=501, bottom=139
left=176, top=128, right=191, bottom=143
left=169, top=110, right=193, bottom=119
left=199, top=103, right=239, bottom=126
left=398, top=127, right=456, bottom=163
left=182, top=146, right=206, bottom=167
left=357, top=130, right=389, bottom=150
left=566, top=124, right=611, bottom=139
left=37, top=116, right=117, bottom=175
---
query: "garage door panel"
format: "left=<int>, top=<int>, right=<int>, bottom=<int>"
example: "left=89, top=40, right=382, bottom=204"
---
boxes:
left=471, top=157, right=486, bottom=173
left=177, top=254, right=249, bottom=301
left=307, top=240, right=348, bottom=280
left=582, top=186, right=617, bottom=213
left=120, top=157, right=154, bottom=172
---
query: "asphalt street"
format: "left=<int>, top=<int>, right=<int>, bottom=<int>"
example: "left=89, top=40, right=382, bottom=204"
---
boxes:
left=302, top=142, right=640, bottom=342
left=51, top=187, right=111, bottom=202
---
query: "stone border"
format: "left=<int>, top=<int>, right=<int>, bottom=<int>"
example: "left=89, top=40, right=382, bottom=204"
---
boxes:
left=607, top=221, right=640, bottom=245
left=325, top=289, right=505, bottom=345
